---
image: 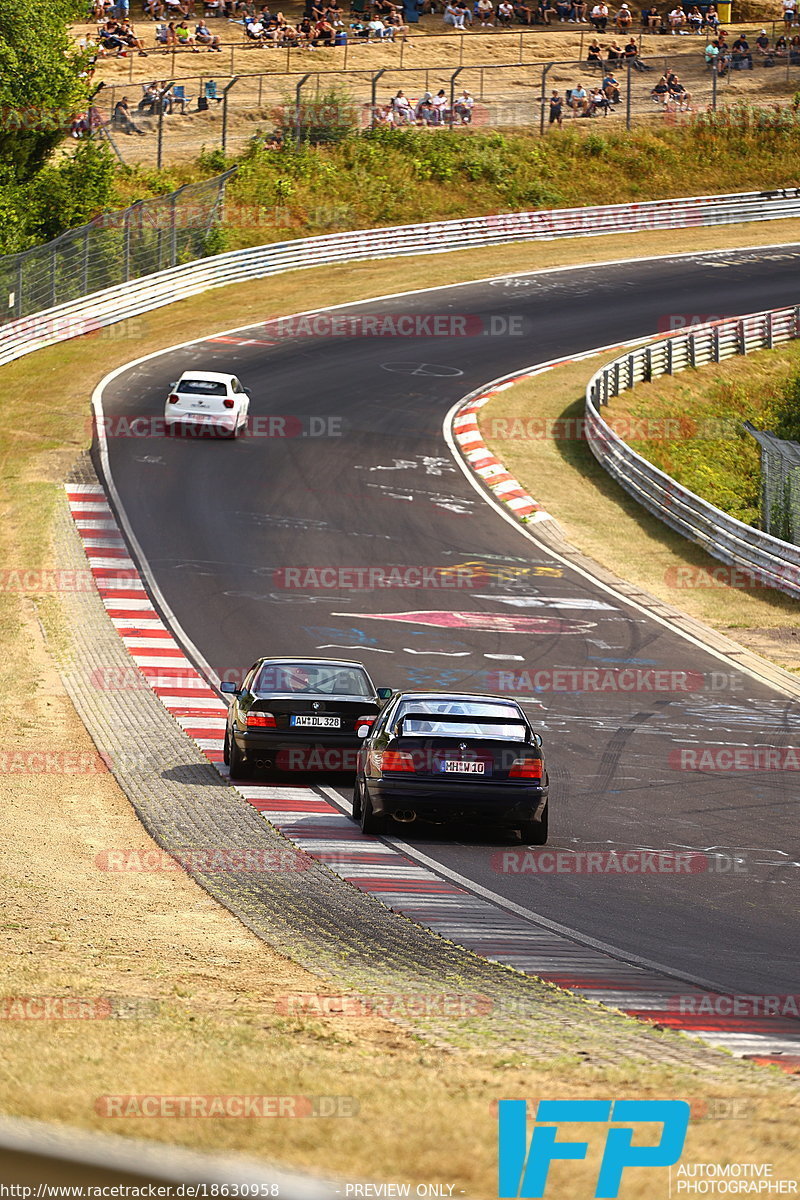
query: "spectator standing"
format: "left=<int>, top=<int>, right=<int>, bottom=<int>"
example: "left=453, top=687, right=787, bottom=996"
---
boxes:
left=548, top=89, right=563, bottom=125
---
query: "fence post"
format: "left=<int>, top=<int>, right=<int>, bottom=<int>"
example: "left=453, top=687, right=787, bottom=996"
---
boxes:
left=16, top=256, right=23, bottom=320
left=221, top=76, right=239, bottom=155
left=123, top=205, right=131, bottom=283
left=666, top=338, right=673, bottom=374
left=156, top=80, right=174, bottom=172
left=766, top=311, right=774, bottom=349
left=449, top=66, right=465, bottom=128
left=370, top=68, right=387, bottom=125
left=49, top=243, right=57, bottom=309
left=539, top=62, right=553, bottom=134
left=625, top=60, right=632, bottom=130
left=294, top=73, right=311, bottom=141
left=170, top=191, right=178, bottom=268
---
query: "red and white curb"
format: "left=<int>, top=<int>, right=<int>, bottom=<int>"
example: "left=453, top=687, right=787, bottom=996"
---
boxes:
left=67, top=481, right=800, bottom=1071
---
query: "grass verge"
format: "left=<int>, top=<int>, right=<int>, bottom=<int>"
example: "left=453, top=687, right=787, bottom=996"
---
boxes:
left=1, top=223, right=800, bottom=1194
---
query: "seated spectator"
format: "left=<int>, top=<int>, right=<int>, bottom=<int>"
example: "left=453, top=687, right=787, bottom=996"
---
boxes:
left=117, top=20, right=150, bottom=53
left=615, top=2, right=632, bottom=30
left=686, top=4, right=702, bottom=30
left=668, top=5, right=685, bottom=32
left=651, top=73, right=669, bottom=99
left=385, top=9, right=409, bottom=35
left=573, top=0, right=587, bottom=20
left=245, top=15, right=268, bottom=39
left=175, top=17, right=200, bottom=46
left=415, top=91, right=437, bottom=122
left=195, top=19, right=221, bottom=45
left=539, top=0, right=559, bottom=21
left=430, top=89, right=449, bottom=122
left=667, top=71, right=691, bottom=107
left=704, top=3, right=718, bottom=28
left=775, top=32, right=789, bottom=54
left=514, top=0, right=536, bottom=22
left=138, top=81, right=161, bottom=111
left=313, top=15, right=336, bottom=40
left=570, top=82, right=589, bottom=111
left=587, top=84, right=610, bottom=112
left=556, top=0, right=574, bottom=22
left=164, top=0, right=188, bottom=13
left=112, top=96, right=146, bottom=134
left=444, top=0, right=466, bottom=24
left=605, top=38, right=624, bottom=61
left=590, top=2, right=608, bottom=29
left=755, top=27, right=770, bottom=54
left=703, top=35, right=718, bottom=64
left=391, top=90, right=414, bottom=122
left=476, top=0, right=494, bottom=22
left=587, top=37, right=603, bottom=62
left=788, top=31, right=800, bottom=59
left=497, top=0, right=515, bottom=22
left=602, top=70, right=620, bottom=99
left=70, top=112, right=91, bottom=138
left=646, top=4, right=661, bottom=27
left=453, top=89, right=474, bottom=122
left=731, top=32, right=752, bottom=66
left=624, top=36, right=650, bottom=66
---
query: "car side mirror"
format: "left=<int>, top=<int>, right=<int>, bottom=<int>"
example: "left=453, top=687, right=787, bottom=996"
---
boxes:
left=377, top=687, right=393, bottom=700
left=219, top=681, right=239, bottom=695
left=356, top=723, right=372, bottom=739
left=530, top=731, right=542, bottom=747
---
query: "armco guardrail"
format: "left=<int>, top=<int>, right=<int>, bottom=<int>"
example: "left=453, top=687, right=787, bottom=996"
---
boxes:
left=584, top=306, right=800, bottom=600
left=2, top=186, right=800, bottom=369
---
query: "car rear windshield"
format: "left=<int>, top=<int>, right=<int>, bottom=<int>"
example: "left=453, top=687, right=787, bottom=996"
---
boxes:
left=254, top=663, right=373, bottom=697
left=398, top=700, right=528, bottom=740
left=178, top=380, right=228, bottom=396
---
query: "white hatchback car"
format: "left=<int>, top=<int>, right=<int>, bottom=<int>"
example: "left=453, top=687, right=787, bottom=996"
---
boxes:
left=164, top=371, right=250, bottom=438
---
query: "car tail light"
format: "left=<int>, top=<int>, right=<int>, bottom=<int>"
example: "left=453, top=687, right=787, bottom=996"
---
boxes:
left=246, top=712, right=276, bottom=728
left=355, top=715, right=375, bottom=731
left=223, top=397, right=235, bottom=409
left=509, top=758, right=543, bottom=780
left=167, top=393, right=180, bottom=404
left=381, top=750, right=415, bottom=773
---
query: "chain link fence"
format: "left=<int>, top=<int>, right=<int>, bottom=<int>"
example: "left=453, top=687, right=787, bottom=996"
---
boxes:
left=87, top=48, right=800, bottom=164
left=0, top=170, right=235, bottom=324
left=744, top=423, right=800, bottom=546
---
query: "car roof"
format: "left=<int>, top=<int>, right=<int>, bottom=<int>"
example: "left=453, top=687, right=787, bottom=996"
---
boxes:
left=254, top=657, right=371, bottom=670
left=178, top=370, right=237, bottom=384
left=394, top=691, right=521, bottom=705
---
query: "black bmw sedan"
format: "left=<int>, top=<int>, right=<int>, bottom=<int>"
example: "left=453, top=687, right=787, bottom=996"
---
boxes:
left=352, top=692, right=549, bottom=843
left=221, top=657, right=390, bottom=779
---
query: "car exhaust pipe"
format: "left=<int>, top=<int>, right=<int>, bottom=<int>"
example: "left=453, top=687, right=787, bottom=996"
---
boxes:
left=254, top=758, right=272, bottom=769
left=393, top=809, right=417, bottom=823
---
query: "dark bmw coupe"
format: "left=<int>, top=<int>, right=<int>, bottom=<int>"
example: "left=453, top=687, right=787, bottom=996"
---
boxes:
left=352, top=692, right=549, bottom=842
left=221, top=657, right=390, bottom=779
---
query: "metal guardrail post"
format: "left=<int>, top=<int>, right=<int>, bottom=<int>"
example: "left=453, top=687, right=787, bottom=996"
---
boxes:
left=539, top=62, right=553, bottom=135
left=156, top=80, right=174, bottom=172
left=370, top=68, right=387, bottom=125
left=766, top=311, right=774, bottom=349
left=449, top=67, right=465, bottom=129
left=666, top=339, right=673, bottom=374
left=294, top=73, right=311, bottom=142
left=221, top=76, right=240, bottom=155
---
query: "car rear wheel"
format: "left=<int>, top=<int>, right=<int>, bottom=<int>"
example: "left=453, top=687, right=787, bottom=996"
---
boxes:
left=228, top=735, right=251, bottom=780
left=360, top=789, right=385, bottom=835
left=519, top=809, right=548, bottom=845
left=351, top=777, right=363, bottom=821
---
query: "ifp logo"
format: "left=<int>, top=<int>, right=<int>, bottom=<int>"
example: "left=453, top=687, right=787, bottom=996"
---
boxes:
left=498, top=1099, right=690, bottom=1198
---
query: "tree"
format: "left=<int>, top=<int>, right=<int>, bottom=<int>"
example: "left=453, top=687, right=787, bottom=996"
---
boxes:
left=0, top=0, right=90, bottom=182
